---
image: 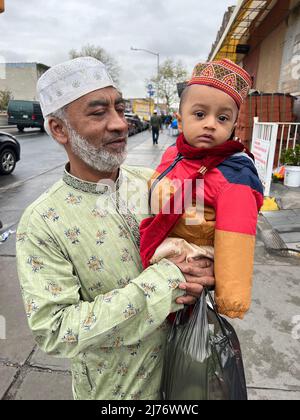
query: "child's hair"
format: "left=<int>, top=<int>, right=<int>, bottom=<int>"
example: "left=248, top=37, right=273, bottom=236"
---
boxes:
left=179, top=86, right=190, bottom=114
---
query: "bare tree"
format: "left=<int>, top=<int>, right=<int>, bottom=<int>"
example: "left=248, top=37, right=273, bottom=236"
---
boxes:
left=0, top=89, right=13, bottom=111
left=148, top=59, right=188, bottom=111
left=69, top=44, right=121, bottom=85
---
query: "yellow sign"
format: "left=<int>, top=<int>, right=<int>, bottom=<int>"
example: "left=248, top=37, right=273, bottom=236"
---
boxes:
left=132, top=99, right=154, bottom=121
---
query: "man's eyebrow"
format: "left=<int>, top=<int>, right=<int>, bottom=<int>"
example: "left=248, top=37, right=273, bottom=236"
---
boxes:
left=87, top=97, right=125, bottom=108
left=87, top=99, right=109, bottom=108
left=115, top=97, right=125, bottom=106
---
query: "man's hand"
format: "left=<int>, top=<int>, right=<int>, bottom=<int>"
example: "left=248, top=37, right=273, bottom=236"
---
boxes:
left=169, top=256, right=215, bottom=305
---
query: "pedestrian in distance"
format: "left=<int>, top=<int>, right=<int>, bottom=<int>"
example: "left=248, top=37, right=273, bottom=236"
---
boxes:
left=171, top=117, right=179, bottom=137
left=150, top=110, right=161, bottom=145
left=16, top=57, right=215, bottom=400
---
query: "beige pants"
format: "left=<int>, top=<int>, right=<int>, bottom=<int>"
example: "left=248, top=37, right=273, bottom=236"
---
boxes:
left=150, top=237, right=214, bottom=264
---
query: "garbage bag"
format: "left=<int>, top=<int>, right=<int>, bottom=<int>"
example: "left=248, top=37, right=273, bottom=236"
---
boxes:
left=161, top=289, right=248, bottom=400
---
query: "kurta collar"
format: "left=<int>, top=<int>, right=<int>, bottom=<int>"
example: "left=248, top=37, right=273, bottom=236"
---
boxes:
left=63, top=163, right=123, bottom=195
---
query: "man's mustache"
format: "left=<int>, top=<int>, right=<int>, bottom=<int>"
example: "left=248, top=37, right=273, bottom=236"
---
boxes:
left=103, top=134, right=128, bottom=145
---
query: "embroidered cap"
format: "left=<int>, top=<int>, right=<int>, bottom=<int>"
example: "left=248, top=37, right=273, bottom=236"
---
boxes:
left=188, top=59, right=252, bottom=107
left=37, top=57, right=117, bottom=117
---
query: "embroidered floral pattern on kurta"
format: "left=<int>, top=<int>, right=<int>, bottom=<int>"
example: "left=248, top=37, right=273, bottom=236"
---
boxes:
left=17, top=165, right=185, bottom=400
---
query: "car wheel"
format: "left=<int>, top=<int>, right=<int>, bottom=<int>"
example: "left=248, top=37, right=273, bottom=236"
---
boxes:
left=0, top=149, right=17, bottom=175
left=17, top=125, right=24, bottom=132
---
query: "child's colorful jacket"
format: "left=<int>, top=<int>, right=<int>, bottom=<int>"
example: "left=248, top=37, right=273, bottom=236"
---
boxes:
left=140, top=134, right=264, bottom=319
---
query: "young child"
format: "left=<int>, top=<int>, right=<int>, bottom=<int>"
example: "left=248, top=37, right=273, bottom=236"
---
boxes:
left=140, top=59, right=264, bottom=319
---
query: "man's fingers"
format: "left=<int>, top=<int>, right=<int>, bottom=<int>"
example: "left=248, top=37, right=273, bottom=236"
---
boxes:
left=198, top=276, right=215, bottom=287
left=192, top=258, right=212, bottom=268
left=177, top=261, right=214, bottom=277
left=183, top=276, right=215, bottom=288
left=181, top=274, right=215, bottom=287
left=176, top=295, right=197, bottom=305
left=180, top=282, right=204, bottom=297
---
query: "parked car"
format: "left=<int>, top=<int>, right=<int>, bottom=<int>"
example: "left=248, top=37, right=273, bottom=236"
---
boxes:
left=125, top=113, right=145, bottom=134
left=141, top=118, right=150, bottom=130
left=126, top=116, right=140, bottom=136
left=0, top=132, right=21, bottom=175
left=126, top=118, right=137, bottom=137
left=7, top=100, right=44, bottom=132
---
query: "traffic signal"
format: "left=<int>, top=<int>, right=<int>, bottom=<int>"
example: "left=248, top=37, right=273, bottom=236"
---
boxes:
left=0, top=0, right=4, bottom=13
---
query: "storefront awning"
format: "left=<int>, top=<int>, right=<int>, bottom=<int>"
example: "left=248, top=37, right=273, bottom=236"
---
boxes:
left=209, top=0, right=277, bottom=62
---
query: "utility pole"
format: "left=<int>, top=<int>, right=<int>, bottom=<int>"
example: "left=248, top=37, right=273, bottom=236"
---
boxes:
left=0, top=0, right=5, bottom=13
left=131, top=47, right=160, bottom=111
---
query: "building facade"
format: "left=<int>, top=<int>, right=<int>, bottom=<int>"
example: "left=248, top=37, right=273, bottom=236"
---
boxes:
left=125, top=98, right=155, bottom=120
left=0, top=63, right=49, bottom=101
left=279, top=0, right=300, bottom=96
left=209, top=0, right=300, bottom=96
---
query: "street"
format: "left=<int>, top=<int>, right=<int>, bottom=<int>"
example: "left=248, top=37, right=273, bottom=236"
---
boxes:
left=0, top=130, right=299, bottom=400
left=0, top=128, right=65, bottom=190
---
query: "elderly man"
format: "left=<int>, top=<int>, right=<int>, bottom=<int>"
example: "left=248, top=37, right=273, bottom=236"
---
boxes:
left=16, top=57, right=214, bottom=400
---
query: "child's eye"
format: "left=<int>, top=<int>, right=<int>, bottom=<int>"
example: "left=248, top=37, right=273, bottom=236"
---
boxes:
left=218, top=115, right=229, bottom=122
left=195, top=112, right=205, bottom=119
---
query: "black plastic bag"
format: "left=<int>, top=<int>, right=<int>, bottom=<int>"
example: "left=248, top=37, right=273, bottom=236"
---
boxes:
left=161, top=289, right=248, bottom=400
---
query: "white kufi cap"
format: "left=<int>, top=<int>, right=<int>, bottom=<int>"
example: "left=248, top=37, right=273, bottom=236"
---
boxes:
left=37, top=57, right=116, bottom=117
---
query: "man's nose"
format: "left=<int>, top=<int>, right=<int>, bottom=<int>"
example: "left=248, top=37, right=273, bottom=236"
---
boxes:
left=107, top=110, right=128, bottom=132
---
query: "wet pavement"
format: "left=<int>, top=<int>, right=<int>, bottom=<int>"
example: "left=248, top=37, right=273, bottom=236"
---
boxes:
left=0, top=130, right=299, bottom=400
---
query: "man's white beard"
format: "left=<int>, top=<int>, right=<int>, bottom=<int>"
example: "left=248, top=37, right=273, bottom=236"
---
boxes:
left=67, top=124, right=127, bottom=173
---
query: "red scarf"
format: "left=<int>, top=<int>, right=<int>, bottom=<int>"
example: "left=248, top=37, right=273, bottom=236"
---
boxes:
left=140, top=133, right=254, bottom=269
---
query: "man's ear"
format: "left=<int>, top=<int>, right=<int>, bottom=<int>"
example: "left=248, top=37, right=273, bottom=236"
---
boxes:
left=48, top=118, right=69, bottom=145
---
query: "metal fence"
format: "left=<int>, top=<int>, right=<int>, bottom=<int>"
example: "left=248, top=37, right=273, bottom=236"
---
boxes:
left=277, top=123, right=300, bottom=167
left=251, top=118, right=300, bottom=196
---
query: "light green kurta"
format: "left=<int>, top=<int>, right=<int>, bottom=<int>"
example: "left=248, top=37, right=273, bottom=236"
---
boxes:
left=16, top=165, right=185, bottom=400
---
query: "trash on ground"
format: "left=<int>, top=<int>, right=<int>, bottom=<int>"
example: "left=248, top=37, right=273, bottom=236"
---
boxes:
left=0, top=230, right=16, bottom=243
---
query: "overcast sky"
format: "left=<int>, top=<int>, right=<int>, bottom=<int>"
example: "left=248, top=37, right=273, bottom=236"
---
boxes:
left=0, top=0, right=237, bottom=98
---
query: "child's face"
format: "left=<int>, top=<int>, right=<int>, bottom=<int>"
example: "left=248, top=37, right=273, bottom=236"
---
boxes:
left=179, top=85, right=238, bottom=149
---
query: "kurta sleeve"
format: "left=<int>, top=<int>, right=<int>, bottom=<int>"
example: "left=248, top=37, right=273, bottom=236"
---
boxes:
left=214, top=180, right=263, bottom=319
left=16, top=209, right=185, bottom=359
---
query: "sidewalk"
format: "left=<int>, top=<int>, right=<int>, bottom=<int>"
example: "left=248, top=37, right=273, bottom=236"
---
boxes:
left=0, top=131, right=299, bottom=400
left=258, top=182, right=300, bottom=255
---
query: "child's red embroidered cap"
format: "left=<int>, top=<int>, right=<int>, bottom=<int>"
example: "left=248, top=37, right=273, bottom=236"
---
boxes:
left=188, top=59, right=252, bottom=108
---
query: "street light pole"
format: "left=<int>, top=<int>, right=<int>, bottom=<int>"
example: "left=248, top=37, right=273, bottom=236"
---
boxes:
left=131, top=47, right=160, bottom=112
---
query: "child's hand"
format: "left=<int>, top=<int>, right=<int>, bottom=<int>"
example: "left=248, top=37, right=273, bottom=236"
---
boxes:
left=170, top=258, right=215, bottom=305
